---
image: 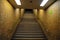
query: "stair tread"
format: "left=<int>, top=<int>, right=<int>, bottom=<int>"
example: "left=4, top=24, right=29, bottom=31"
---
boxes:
left=12, top=38, right=47, bottom=39
left=13, top=35, right=46, bottom=38
left=14, top=34, right=44, bottom=37
left=15, top=33, right=44, bottom=35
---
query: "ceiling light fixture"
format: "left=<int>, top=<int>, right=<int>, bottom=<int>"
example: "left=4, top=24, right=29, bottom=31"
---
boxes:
left=15, top=0, right=21, bottom=5
left=40, top=0, right=48, bottom=6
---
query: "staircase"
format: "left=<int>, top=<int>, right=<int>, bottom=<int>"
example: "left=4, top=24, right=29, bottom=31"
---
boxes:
left=11, top=13, right=48, bottom=40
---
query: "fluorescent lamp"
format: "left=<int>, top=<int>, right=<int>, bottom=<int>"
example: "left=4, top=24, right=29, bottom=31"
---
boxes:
left=15, top=0, right=21, bottom=5
left=40, top=0, right=48, bottom=6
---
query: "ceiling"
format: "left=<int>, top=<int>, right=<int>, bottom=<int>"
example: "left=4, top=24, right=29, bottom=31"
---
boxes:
left=8, top=0, right=57, bottom=9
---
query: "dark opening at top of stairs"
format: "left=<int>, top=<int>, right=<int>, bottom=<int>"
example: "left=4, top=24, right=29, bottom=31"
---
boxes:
left=24, top=9, right=33, bottom=13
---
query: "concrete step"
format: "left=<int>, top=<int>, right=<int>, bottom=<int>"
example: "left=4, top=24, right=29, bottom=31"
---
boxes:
left=12, top=38, right=47, bottom=40
left=15, top=33, right=44, bottom=35
left=16, top=30, right=43, bottom=33
left=13, top=35, right=45, bottom=38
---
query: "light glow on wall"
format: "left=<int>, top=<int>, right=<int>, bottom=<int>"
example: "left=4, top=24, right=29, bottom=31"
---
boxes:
left=40, top=0, right=48, bottom=6
left=15, top=0, right=21, bottom=5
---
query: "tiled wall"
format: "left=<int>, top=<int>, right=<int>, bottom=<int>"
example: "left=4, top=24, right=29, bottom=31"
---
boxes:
left=33, top=0, right=59, bottom=40
left=0, top=0, right=23, bottom=40
left=38, top=1, right=59, bottom=40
